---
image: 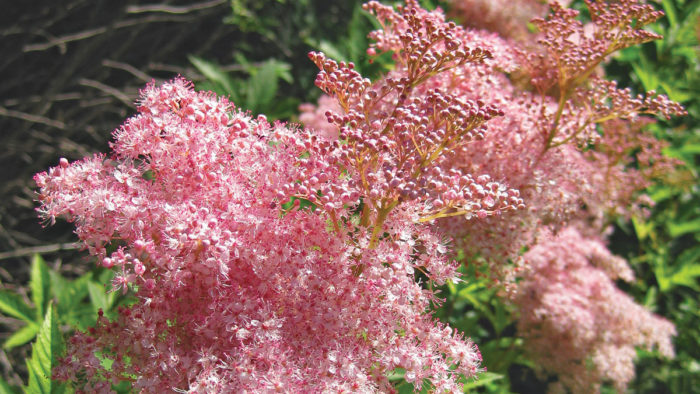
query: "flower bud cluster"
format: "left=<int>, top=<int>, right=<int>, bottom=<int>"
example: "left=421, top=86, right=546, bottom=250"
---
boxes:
left=584, top=79, right=687, bottom=121
left=305, top=49, right=521, bottom=225
left=35, top=0, right=686, bottom=392
left=364, top=0, right=492, bottom=82
left=529, top=0, right=663, bottom=92
left=538, top=77, right=687, bottom=149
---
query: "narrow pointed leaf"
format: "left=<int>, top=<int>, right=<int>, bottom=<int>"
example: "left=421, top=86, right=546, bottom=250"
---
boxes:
left=0, top=291, right=35, bottom=324
left=3, top=322, right=39, bottom=349
left=87, top=281, right=109, bottom=313
left=246, top=60, right=278, bottom=113
left=25, top=303, right=64, bottom=394
left=50, top=269, right=90, bottom=314
left=30, top=254, right=50, bottom=320
left=188, top=55, right=235, bottom=96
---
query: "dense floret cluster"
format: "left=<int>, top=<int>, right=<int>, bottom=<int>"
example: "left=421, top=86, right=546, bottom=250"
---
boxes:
left=36, top=78, right=488, bottom=392
left=300, top=1, right=682, bottom=392
left=36, top=0, right=683, bottom=392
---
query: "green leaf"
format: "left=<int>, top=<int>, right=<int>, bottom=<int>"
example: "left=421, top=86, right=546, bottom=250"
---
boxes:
left=632, top=216, right=654, bottom=240
left=659, top=82, right=692, bottom=103
left=462, top=372, right=504, bottom=390
left=29, top=254, right=50, bottom=321
left=0, top=291, right=36, bottom=324
left=188, top=55, right=236, bottom=97
left=668, top=262, right=700, bottom=291
left=62, top=304, right=99, bottom=330
left=50, top=270, right=90, bottom=314
left=347, top=6, right=370, bottom=62
left=3, top=323, right=39, bottom=349
left=632, top=60, right=659, bottom=92
left=245, top=60, right=280, bottom=114
left=315, top=40, right=349, bottom=63
left=266, top=59, right=293, bottom=84
left=87, top=281, right=109, bottom=313
left=661, top=0, right=678, bottom=28
left=667, top=218, right=700, bottom=237
left=25, top=303, right=65, bottom=394
left=0, top=378, right=21, bottom=394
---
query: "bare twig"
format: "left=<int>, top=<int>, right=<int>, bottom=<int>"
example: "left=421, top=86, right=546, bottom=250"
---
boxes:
left=23, top=26, right=108, bottom=52
left=113, top=14, right=202, bottom=29
left=0, top=106, right=66, bottom=129
left=147, top=62, right=193, bottom=76
left=22, top=15, right=201, bottom=54
left=126, top=0, right=226, bottom=14
left=148, top=61, right=260, bottom=78
left=0, top=242, right=81, bottom=261
left=102, top=59, right=153, bottom=82
left=78, top=78, right=135, bottom=108
left=3, top=92, right=83, bottom=107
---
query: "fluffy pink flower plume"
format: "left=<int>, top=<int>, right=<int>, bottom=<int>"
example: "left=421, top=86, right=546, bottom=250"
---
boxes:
left=36, top=0, right=685, bottom=391
left=33, top=1, right=533, bottom=391
left=447, top=0, right=555, bottom=41
left=36, top=76, right=486, bottom=392
left=294, top=1, right=684, bottom=392
left=514, top=227, right=675, bottom=394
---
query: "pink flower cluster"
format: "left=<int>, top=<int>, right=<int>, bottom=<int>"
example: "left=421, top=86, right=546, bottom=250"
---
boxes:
left=514, top=227, right=675, bottom=393
left=447, top=0, right=553, bottom=41
left=36, top=76, right=490, bottom=391
left=36, top=0, right=684, bottom=392
left=300, top=0, right=683, bottom=392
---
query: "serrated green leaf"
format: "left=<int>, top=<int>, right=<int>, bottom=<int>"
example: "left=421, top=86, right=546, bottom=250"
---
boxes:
left=647, top=185, right=675, bottom=203
left=396, top=381, right=416, bottom=394
left=347, top=5, right=370, bottom=62
left=678, top=143, right=700, bottom=155
left=0, top=291, right=36, bottom=324
left=3, top=323, right=39, bottom=349
left=615, top=46, right=641, bottom=62
left=30, top=254, right=50, bottom=321
left=111, top=380, right=132, bottom=394
left=265, top=60, right=293, bottom=84
left=61, top=304, right=98, bottom=331
left=25, top=303, right=64, bottom=394
left=670, top=45, right=699, bottom=62
left=315, top=40, right=349, bottom=63
left=643, top=285, right=658, bottom=308
left=678, top=246, right=700, bottom=266
left=632, top=216, right=654, bottom=240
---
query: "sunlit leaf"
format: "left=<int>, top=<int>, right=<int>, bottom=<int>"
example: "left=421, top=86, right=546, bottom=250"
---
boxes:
left=25, top=303, right=65, bottom=394
left=0, top=291, right=35, bottom=324
left=3, top=323, right=39, bottom=349
left=29, top=254, right=50, bottom=321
